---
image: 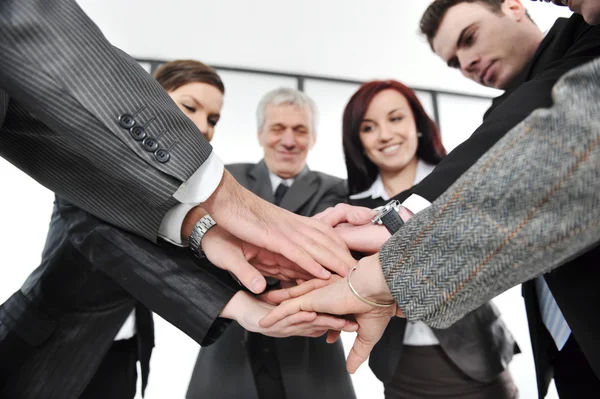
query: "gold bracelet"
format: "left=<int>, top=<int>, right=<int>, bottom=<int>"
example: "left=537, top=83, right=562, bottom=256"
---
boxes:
left=347, top=266, right=395, bottom=308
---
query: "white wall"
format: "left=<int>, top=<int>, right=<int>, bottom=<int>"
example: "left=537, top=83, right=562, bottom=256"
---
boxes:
left=0, top=1, right=575, bottom=398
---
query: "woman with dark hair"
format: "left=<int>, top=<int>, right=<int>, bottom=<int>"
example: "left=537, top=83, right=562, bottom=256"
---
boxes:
left=343, top=80, right=519, bottom=399
left=154, top=59, right=225, bottom=142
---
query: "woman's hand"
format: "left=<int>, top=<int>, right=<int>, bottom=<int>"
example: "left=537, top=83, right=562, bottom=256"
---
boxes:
left=259, top=254, right=400, bottom=373
left=220, top=291, right=359, bottom=338
left=314, top=203, right=415, bottom=254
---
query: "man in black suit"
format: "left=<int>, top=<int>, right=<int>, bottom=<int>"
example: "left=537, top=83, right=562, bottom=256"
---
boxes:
left=398, top=1, right=600, bottom=397
left=186, top=88, right=355, bottom=399
left=0, top=0, right=354, bottom=322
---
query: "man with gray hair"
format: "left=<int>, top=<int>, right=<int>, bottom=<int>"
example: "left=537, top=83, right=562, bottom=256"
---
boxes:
left=185, top=87, right=354, bottom=399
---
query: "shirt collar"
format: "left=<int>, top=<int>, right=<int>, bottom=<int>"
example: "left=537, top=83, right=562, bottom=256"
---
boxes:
left=267, top=166, right=308, bottom=194
left=349, top=160, right=435, bottom=200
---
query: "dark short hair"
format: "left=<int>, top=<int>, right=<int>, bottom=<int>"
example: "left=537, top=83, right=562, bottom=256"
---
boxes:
left=153, top=59, right=225, bottom=94
left=342, top=80, right=447, bottom=195
left=420, top=0, right=506, bottom=46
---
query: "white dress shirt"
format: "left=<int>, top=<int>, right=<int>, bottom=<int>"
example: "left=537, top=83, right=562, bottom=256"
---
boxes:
left=350, top=160, right=440, bottom=346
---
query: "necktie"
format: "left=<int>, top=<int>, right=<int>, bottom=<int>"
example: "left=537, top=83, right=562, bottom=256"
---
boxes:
left=135, top=304, right=155, bottom=396
left=535, top=277, right=571, bottom=350
left=273, top=182, right=289, bottom=206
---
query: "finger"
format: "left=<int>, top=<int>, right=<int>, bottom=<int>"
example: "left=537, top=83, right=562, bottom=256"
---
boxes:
left=275, top=311, right=317, bottom=328
left=276, top=263, right=316, bottom=281
left=227, top=256, right=268, bottom=294
left=335, top=223, right=390, bottom=254
left=346, top=336, right=376, bottom=374
left=259, top=297, right=306, bottom=328
left=257, top=292, right=280, bottom=306
left=286, top=279, right=332, bottom=298
left=269, top=235, right=332, bottom=280
left=260, top=288, right=293, bottom=305
left=311, top=314, right=358, bottom=332
left=290, top=227, right=354, bottom=277
left=261, top=278, right=331, bottom=305
left=318, top=204, right=376, bottom=227
left=326, top=330, right=341, bottom=343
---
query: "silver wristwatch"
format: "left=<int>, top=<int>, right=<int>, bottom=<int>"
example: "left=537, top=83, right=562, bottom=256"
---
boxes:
left=189, top=214, right=217, bottom=258
left=371, top=200, right=404, bottom=234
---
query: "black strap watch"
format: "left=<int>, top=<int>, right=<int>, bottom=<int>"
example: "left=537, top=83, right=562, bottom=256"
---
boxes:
left=371, top=200, right=404, bottom=234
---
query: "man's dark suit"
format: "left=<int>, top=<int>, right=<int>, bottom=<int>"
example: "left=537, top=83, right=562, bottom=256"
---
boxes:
left=186, top=160, right=355, bottom=399
left=0, top=0, right=213, bottom=242
left=0, top=198, right=240, bottom=399
left=393, top=15, right=600, bottom=399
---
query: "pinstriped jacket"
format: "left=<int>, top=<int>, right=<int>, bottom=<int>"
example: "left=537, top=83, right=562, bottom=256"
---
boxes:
left=0, top=0, right=212, bottom=241
left=380, top=58, right=600, bottom=396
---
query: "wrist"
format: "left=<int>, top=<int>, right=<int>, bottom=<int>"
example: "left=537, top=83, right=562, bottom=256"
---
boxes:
left=398, top=206, right=414, bottom=222
left=219, top=290, right=247, bottom=320
left=200, top=170, right=239, bottom=218
left=352, top=254, right=394, bottom=304
left=181, top=206, right=208, bottom=241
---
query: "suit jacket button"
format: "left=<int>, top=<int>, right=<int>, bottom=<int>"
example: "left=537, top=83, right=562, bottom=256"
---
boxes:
left=155, top=148, right=170, bottom=163
left=143, top=137, right=159, bottom=152
left=119, top=114, right=135, bottom=129
left=130, top=125, right=147, bottom=141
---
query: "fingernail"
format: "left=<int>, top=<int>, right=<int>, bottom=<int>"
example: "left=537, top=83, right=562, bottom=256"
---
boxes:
left=250, top=277, right=264, bottom=293
left=348, top=212, right=359, bottom=223
left=320, top=269, right=332, bottom=279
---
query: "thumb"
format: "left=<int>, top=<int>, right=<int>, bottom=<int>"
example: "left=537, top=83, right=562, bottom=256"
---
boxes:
left=346, top=208, right=377, bottom=226
left=346, top=336, right=376, bottom=374
left=228, top=255, right=267, bottom=294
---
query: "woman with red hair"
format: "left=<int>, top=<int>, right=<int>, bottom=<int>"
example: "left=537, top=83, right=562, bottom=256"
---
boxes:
left=342, top=80, right=519, bottom=399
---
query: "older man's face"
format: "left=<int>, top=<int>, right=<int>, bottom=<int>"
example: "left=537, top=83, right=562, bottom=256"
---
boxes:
left=258, top=104, right=316, bottom=179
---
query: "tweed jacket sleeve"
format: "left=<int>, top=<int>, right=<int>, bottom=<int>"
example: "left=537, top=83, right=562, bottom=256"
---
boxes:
left=379, top=58, right=600, bottom=329
left=0, top=0, right=212, bottom=241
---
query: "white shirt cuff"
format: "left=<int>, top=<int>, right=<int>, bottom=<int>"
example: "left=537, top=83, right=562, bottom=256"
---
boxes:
left=402, top=194, right=432, bottom=215
left=158, top=203, right=194, bottom=246
left=158, top=152, right=224, bottom=246
left=173, top=152, right=225, bottom=204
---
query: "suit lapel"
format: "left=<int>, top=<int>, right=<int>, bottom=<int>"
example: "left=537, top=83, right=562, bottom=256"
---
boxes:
left=248, top=160, right=275, bottom=203
left=279, top=168, right=318, bottom=214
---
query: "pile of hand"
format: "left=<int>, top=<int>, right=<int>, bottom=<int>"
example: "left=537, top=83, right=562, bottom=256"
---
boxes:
left=201, top=191, right=412, bottom=374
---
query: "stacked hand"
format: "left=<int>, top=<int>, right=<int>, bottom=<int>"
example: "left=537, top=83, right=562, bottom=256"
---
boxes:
left=196, top=183, right=415, bottom=364
left=260, top=254, right=402, bottom=373
left=196, top=171, right=358, bottom=293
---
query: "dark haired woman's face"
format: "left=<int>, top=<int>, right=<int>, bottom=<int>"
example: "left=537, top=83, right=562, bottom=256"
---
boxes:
left=168, top=82, right=224, bottom=142
left=359, top=89, right=419, bottom=174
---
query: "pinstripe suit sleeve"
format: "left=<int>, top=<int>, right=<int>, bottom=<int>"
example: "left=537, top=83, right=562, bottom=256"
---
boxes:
left=0, top=0, right=212, bottom=241
left=379, top=58, right=600, bottom=329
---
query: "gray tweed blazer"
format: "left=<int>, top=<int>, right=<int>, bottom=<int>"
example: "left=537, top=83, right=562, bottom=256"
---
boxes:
left=380, top=57, right=600, bottom=328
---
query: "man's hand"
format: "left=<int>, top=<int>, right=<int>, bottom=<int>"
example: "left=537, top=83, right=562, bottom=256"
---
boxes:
left=220, top=291, right=359, bottom=338
left=202, top=225, right=315, bottom=294
left=199, top=171, right=356, bottom=279
left=259, top=254, right=400, bottom=373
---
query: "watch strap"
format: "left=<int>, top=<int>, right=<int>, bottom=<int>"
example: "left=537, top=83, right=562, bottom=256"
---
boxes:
left=381, top=209, right=404, bottom=234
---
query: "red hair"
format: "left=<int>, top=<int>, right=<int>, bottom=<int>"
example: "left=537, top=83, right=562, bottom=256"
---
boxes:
left=343, top=80, right=446, bottom=195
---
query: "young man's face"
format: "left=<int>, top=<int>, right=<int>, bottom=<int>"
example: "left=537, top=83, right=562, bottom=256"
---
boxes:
left=432, top=1, right=540, bottom=89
